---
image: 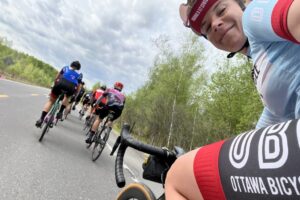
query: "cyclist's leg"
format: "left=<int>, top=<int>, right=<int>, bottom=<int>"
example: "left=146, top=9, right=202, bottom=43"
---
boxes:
left=35, top=87, right=58, bottom=127
left=85, top=108, right=107, bottom=143
left=165, top=148, right=204, bottom=200
left=56, top=94, right=69, bottom=119
left=106, top=106, right=122, bottom=130
left=56, top=80, right=76, bottom=119
left=85, top=100, right=95, bottom=120
left=85, top=115, right=101, bottom=143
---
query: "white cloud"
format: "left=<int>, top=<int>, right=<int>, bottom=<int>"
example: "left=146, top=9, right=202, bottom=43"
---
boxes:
left=0, top=0, right=225, bottom=93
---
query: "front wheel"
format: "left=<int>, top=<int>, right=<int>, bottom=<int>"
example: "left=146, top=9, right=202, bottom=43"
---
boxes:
left=91, top=129, right=108, bottom=161
left=116, top=183, right=156, bottom=200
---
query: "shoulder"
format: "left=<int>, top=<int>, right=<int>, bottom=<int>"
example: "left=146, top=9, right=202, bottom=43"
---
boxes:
left=242, top=0, right=291, bottom=42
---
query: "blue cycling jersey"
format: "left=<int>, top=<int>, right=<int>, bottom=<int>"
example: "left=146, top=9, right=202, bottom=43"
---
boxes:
left=60, top=66, right=82, bottom=86
left=242, top=0, right=300, bottom=129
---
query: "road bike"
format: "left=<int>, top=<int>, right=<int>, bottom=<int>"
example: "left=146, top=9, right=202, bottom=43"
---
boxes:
left=38, top=92, right=65, bottom=142
left=110, top=123, right=185, bottom=200
left=87, top=111, right=114, bottom=161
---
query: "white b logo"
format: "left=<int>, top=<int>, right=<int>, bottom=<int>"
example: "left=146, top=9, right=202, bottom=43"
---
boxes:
left=258, top=121, right=290, bottom=169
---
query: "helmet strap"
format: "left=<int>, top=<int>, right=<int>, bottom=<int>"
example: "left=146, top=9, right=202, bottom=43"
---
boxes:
left=227, top=39, right=249, bottom=58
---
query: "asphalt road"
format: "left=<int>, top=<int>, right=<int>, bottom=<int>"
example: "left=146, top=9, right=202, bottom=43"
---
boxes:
left=0, top=79, right=163, bottom=200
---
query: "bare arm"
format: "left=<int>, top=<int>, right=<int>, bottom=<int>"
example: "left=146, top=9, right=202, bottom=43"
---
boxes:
left=288, top=0, right=300, bottom=42
left=165, top=148, right=204, bottom=200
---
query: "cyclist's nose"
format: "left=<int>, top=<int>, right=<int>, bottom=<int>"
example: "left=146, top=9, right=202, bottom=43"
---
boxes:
left=212, top=17, right=223, bottom=33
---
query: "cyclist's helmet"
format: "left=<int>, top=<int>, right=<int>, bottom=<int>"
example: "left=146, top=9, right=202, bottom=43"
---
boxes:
left=81, top=81, right=85, bottom=85
left=70, top=61, right=81, bottom=70
left=100, top=85, right=107, bottom=91
left=114, top=82, right=124, bottom=91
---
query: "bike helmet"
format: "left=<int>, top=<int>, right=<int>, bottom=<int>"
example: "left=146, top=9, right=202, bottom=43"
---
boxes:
left=70, top=61, right=81, bottom=70
left=114, top=82, right=124, bottom=91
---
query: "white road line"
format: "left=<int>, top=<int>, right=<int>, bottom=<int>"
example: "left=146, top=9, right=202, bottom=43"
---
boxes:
left=124, top=164, right=139, bottom=182
left=107, top=142, right=139, bottom=182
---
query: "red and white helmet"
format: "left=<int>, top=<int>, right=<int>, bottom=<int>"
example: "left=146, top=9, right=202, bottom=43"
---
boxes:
left=114, top=81, right=124, bottom=91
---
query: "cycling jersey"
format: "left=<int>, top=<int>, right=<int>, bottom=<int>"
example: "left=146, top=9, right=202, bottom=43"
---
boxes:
left=104, top=88, right=125, bottom=109
left=194, top=118, right=300, bottom=200
left=60, top=66, right=82, bottom=86
left=93, top=89, right=105, bottom=100
left=242, top=0, right=300, bottom=129
left=94, top=88, right=125, bottom=120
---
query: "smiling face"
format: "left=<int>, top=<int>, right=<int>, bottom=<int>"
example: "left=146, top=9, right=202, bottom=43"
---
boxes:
left=200, top=0, right=246, bottom=52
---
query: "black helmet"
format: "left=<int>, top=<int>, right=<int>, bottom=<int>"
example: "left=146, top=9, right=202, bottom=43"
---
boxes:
left=100, top=85, right=107, bottom=91
left=70, top=61, right=81, bottom=70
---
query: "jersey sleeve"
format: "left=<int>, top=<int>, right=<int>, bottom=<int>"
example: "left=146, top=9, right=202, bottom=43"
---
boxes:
left=60, top=66, right=67, bottom=75
left=243, top=0, right=299, bottom=43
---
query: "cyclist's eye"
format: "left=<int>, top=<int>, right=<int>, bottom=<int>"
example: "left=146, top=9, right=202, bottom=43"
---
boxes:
left=217, top=6, right=226, bottom=16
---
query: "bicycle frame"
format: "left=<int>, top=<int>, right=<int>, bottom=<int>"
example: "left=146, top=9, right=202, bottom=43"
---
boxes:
left=43, top=94, right=63, bottom=125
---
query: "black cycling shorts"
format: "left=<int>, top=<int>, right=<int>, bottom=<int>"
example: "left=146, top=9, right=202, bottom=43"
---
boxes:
left=51, top=78, right=77, bottom=99
left=95, top=105, right=122, bottom=121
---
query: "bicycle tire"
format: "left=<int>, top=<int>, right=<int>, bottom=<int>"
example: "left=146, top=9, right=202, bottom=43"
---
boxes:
left=39, top=117, right=52, bottom=142
left=116, top=183, right=156, bottom=200
left=91, top=128, right=108, bottom=161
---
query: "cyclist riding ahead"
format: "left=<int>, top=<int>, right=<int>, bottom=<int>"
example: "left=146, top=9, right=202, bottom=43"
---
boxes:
left=79, top=92, right=92, bottom=115
left=85, top=84, right=107, bottom=122
left=72, top=81, right=86, bottom=111
left=85, top=82, right=125, bottom=144
left=35, top=61, right=82, bottom=127
left=163, top=0, right=300, bottom=199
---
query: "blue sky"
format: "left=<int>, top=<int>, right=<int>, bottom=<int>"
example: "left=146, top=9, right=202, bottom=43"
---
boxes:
left=0, top=0, right=225, bottom=93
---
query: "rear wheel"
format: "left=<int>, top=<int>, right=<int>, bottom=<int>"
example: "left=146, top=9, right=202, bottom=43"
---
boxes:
left=39, top=116, right=53, bottom=142
left=116, top=183, right=156, bottom=200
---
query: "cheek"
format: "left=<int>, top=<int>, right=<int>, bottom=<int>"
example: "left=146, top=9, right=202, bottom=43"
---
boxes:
left=210, top=28, right=245, bottom=52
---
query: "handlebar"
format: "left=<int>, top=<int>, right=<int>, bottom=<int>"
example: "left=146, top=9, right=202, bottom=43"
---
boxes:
left=111, top=123, right=177, bottom=188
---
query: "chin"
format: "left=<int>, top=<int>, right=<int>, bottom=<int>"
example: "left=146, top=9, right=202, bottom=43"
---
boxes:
left=228, top=38, right=245, bottom=52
